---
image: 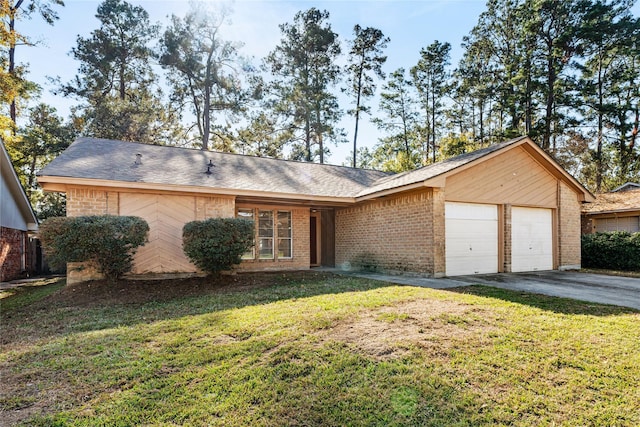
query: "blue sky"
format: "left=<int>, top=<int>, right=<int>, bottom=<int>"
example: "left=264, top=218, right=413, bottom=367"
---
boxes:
left=18, top=0, right=627, bottom=165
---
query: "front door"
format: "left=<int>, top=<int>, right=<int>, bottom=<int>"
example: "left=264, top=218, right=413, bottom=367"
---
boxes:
left=310, top=213, right=320, bottom=266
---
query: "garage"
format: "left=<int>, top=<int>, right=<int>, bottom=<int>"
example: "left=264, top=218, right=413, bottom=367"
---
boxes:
left=445, top=202, right=499, bottom=276
left=511, top=207, right=553, bottom=272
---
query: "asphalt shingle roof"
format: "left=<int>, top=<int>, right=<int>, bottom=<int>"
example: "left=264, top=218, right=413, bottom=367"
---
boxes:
left=39, top=138, right=391, bottom=199
left=39, top=136, right=532, bottom=200
left=581, top=188, right=640, bottom=214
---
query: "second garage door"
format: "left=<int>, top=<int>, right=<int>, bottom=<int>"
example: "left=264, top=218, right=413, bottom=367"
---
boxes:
left=511, top=207, right=553, bottom=272
left=445, top=202, right=499, bottom=276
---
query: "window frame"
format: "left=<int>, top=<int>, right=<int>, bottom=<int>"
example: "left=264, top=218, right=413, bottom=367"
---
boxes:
left=236, top=207, right=293, bottom=261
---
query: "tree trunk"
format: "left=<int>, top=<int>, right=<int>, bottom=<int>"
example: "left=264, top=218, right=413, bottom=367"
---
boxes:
left=352, top=63, right=364, bottom=168
left=8, top=0, right=24, bottom=128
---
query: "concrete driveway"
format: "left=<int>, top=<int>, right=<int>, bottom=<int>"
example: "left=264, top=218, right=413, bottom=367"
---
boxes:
left=332, top=269, right=640, bottom=310
left=448, top=271, right=640, bottom=310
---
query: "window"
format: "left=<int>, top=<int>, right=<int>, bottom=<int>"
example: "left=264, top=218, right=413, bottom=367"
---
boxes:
left=237, top=208, right=293, bottom=260
left=237, top=208, right=255, bottom=259
left=258, top=210, right=274, bottom=259
left=277, top=211, right=292, bottom=258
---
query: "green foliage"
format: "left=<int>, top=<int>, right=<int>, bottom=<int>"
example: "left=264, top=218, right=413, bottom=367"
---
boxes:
left=39, top=215, right=149, bottom=281
left=182, top=217, right=254, bottom=275
left=344, top=25, right=389, bottom=167
left=159, top=3, right=247, bottom=150
left=581, top=232, right=640, bottom=271
left=265, top=8, right=343, bottom=163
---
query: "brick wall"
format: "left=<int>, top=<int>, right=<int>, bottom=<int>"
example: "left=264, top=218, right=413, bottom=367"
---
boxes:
left=558, top=181, right=582, bottom=269
left=0, top=226, right=26, bottom=282
left=236, top=207, right=310, bottom=272
left=335, top=189, right=435, bottom=275
left=503, top=204, right=512, bottom=272
left=196, top=196, right=235, bottom=219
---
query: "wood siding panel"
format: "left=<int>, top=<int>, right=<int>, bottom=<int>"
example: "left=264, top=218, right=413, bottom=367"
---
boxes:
left=120, top=194, right=197, bottom=274
left=320, top=209, right=335, bottom=267
left=445, top=146, right=558, bottom=207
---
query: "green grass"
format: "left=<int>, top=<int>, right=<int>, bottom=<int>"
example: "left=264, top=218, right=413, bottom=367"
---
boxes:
left=1, top=275, right=639, bottom=426
left=0, top=277, right=65, bottom=311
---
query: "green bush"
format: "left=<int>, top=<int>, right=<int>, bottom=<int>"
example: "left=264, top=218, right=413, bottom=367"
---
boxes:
left=581, top=231, right=640, bottom=271
left=182, top=218, right=254, bottom=275
left=39, top=215, right=149, bottom=282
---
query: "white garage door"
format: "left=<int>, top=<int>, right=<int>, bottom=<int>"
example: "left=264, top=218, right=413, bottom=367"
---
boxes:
left=511, top=207, right=553, bottom=272
left=120, top=194, right=197, bottom=274
left=445, top=202, right=498, bottom=276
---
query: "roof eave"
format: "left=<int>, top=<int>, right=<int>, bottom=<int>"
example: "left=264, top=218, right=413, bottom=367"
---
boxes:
left=37, top=175, right=357, bottom=205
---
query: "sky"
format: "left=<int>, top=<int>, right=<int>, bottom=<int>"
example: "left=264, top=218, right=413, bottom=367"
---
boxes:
left=16, top=0, right=638, bottom=165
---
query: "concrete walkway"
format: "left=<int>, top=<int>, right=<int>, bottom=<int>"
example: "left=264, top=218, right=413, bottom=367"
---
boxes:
left=328, top=269, right=640, bottom=310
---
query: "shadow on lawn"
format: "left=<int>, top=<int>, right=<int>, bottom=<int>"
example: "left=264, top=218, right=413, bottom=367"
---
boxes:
left=448, top=285, right=640, bottom=316
left=0, top=271, right=396, bottom=344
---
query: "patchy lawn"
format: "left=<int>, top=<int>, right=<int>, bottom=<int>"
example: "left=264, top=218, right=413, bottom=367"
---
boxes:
left=1, top=272, right=639, bottom=426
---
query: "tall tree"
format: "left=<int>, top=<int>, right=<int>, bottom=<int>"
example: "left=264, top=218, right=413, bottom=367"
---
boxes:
left=7, top=103, right=75, bottom=218
left=575, top=0, right=640, bottom=191
left=344, top=25, right=388, bottom=168
left=1, top=0, right=63, bottom=138
left=527, top=0, right=582, bottom=151
left=372, top=68, right=421, bottom=171
left=160, top=4, right=249, bottom=151
left=411, top=40, right=451, bottom=163
left=266, top=8, right=343, bottom=163
left=63, top=0, right=179, bottom=144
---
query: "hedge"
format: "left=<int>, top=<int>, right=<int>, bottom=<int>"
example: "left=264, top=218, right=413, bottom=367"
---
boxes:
left=182, top=217, right=254, bottom=275
left=581, top=231, right=640, bottom=271
left=39, top=215, right=149, bottom=282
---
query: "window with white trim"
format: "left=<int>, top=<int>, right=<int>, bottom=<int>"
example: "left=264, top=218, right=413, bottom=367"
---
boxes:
left=237, top=208, right=255, bottom=259
left=237, top=208, right=292, bottom=260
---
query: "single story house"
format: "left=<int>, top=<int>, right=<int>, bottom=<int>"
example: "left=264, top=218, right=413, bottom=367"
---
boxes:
left=37, top=136, right=594, bottom=284
left=1, top=141, right=39, bottom=282
left=581, top=184, right=640, bottom=234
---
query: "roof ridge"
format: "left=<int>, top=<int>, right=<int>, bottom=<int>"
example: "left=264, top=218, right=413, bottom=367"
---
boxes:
left=75, top=137, right=390, bottom=175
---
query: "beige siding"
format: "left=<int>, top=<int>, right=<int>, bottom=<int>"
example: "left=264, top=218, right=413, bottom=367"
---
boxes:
left=593, top=216, right=640, bottom=233
left=120, top=193, right=197, bottom=274
left=335, top=189, right=435, bottom=275
left=445, top=146, right=558, bottom=207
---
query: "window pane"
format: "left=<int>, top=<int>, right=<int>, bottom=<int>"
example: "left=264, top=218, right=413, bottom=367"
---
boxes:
left=277, top=211, right=292, bottom=238
left=259, top=238, right=273, bottom=259
left=238, top=208, right=255, bottom=259
left=278, top=238, right=292, bottom=258
left=259, top=210, right=273, bottom=237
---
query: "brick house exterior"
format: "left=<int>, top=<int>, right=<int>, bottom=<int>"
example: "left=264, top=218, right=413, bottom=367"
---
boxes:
left=1, top=142, right=38, bottom=282
left=38, top=136, right=593, bottom=284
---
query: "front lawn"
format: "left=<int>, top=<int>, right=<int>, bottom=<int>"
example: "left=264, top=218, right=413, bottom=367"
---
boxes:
left=1, top=272, right=638, bottom=426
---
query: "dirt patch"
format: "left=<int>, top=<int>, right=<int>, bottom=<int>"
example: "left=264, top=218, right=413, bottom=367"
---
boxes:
left=318, top=299, right=496, bottom=360
left=42, top=270, right=334, bottom=308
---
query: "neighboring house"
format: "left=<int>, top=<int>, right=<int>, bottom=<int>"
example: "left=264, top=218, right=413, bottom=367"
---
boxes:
left=611, top=182, right=640, bottom=192
left=37, top=136, right=594, bottom=284
left=581, top=185, right=640, bottom=234
left=1, top=141, right=39, bottom=282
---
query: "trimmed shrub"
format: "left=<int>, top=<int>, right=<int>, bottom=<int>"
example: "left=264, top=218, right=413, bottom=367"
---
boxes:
left=581, top=231, right=640, bottom=271
left=182, top=218, right=254, bottom=275
left=39, top=215, right=149, bottom=282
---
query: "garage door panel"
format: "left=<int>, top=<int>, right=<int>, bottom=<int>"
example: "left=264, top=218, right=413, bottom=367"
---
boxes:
left=512, top=207, right=553, bottom=272
left=445, top=202, right=498, bottom=276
